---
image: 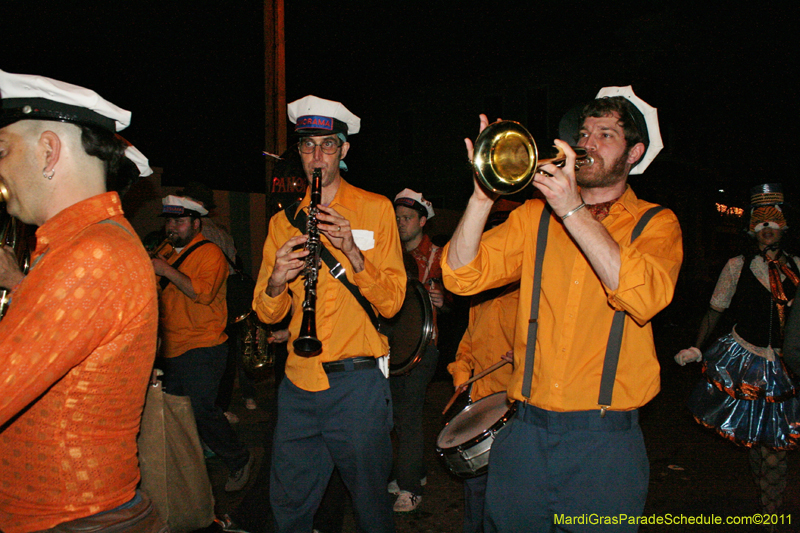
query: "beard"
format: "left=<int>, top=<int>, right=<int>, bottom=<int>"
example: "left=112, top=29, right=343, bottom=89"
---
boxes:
left=576, top=148, right=629, bottom=190
left=168, top=231, right=194, bottom=248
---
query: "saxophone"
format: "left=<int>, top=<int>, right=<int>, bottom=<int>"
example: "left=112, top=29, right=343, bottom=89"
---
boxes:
left=293, top=168, right=323, bottom=357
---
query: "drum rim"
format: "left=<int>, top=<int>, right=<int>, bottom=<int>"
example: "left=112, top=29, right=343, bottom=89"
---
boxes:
left=436, top=392, right=516, bottom=450
left=387, top=278, right=434, bottom=375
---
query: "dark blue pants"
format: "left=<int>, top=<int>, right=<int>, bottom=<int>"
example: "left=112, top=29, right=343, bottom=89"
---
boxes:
left=158, top=344, right=250, bottom=473
left=484, top=403, right=649, bottom=533
left=463, top=473, right=488, bottom=533
left=390, top=343, right=439, bottom=495
left=270, top=366, right=395, bottom=533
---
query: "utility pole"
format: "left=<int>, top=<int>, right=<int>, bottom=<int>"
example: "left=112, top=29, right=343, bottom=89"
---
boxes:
left=264, top=0, right=286, bottom=188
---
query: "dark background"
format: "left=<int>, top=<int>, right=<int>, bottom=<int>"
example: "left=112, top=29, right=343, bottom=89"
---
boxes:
left=2, top=2, right=795, bottom=203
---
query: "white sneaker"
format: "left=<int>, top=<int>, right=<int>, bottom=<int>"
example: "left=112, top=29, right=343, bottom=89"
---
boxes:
left=393, top=490, right=422, bottom=513
left=388, top=477, right=425, bottom=494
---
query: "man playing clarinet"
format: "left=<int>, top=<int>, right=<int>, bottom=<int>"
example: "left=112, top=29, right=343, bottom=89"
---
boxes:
left=253, top=95, right=406, bottom=533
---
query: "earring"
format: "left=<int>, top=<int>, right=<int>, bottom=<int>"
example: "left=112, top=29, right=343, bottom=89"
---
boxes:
left=43, top=169, right=55, bottom=180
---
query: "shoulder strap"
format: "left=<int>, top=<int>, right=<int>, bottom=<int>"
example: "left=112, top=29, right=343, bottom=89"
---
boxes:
left=159, top=239, right=213, bottom=291
left=520, top=204, right=666, bottom=408
left=521, top=205, right=553, bottom=397
left=284, top=204, right=381, bottom=331
left=597, top=206, right=666, bottom=412
left=98, top=219, right=134, bottom=237
left=420, top=244, right=440, bottom=284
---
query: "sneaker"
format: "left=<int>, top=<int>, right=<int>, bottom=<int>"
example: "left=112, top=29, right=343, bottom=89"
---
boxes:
left=224, top=411, right=239, bottom=424
left=245, top=398, right=257, bottom=410
left=393, top=490, right=422, bottom=513
left=225, top=453, right=254, bottom=492
left=388, top=477, right=426, bottom=494
left=214, top=514, right=249, bottom=533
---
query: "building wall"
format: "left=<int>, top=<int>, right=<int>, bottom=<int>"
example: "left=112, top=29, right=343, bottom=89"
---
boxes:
left=122, top=168, right=267, bottom=278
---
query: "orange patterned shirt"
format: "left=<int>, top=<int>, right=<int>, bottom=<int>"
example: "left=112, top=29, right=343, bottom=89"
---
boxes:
left=0, top=192, right=158, bottom=532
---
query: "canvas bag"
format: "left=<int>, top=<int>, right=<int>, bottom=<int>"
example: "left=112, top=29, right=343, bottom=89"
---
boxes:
left=138, top=378, right=216, bottom=532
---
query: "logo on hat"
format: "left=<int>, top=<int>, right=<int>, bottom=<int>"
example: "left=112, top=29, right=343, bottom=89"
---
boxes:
left=297, top=115, right=334, bottom=132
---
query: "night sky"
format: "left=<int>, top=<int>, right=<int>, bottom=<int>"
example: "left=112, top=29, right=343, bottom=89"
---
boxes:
left=2, top=2, right=795, bottom=205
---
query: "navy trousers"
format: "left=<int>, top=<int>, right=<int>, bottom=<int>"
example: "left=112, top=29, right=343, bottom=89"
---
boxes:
left=484, top=403, right=649, bottom=533
left=390, top=343, right=439, bottom=496
left=158, top=344, right=250, bottom=473
left=463, top=473, right=488, bottom=533
left=270, top=366, right=395, bottom=533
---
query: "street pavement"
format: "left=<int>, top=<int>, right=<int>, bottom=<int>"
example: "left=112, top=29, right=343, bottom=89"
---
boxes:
left=207, top=322, right=798, bottom=533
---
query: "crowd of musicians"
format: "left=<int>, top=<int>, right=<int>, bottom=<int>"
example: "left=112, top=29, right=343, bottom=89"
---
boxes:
left=0, top=68, right=797, bottom=533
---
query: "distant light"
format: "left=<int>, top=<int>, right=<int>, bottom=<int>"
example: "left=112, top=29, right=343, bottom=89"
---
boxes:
left=716, top=202, right=744, bottom=217
left=718, top=189, right=725, bottom=193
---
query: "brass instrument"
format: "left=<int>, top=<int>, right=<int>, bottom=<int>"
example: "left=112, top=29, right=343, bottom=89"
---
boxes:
left=149, top=238, right=176, bottom=260
left=0, top=205, right=32, bottom=321
left=293, top=168, right=323, bottom=357
left=240, top=314, right=275, bottom=373
left=473, top=121, right=594, bottom=195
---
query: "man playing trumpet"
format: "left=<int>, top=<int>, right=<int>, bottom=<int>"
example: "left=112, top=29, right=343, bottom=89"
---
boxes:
left=443, top=86, right=683, bottom=532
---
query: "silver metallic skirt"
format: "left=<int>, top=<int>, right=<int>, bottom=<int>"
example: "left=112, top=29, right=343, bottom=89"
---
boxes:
left=688, top=331, right=800, bottom=450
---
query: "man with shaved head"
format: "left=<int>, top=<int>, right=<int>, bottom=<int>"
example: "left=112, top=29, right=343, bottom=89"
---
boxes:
left=0, top=70, right=164, bottom=532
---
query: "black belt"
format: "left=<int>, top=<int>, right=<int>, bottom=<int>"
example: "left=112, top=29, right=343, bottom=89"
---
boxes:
left=322, top=356, right=377, bottom=374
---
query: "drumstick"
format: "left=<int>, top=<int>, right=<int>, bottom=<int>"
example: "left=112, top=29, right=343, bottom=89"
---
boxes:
left=442, top=360, right=510, bottom=415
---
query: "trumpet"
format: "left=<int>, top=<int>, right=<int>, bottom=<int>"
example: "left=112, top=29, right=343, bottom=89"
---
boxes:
left=149, top=238, right=176, bottom=260
left=473, top=120, right=594, bottom=195
left=1, top=205, right=31, bottom=321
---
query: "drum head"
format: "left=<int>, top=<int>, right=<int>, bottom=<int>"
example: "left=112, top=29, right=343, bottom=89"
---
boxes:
left=437, top=392, right=511, bottom=448
left=383, top=279, right=434, bottom=376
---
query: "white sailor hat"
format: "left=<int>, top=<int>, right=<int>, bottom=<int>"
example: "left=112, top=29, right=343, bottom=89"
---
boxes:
left=288, top=95, right=360, bottom=137
left=394, top=188, right=434, bottom=219
left=160, top=195, right=208, bottom=218
left=595, top=85, right=663, bottom=175
left=119, top=137, right=153, bottom=178
left=0, top=69, right=131, bottom=132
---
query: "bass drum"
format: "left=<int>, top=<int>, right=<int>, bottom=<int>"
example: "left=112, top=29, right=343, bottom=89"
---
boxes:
left=381, top=278, right=434, bottom=376
left=436, top=392, right=516, bottom=478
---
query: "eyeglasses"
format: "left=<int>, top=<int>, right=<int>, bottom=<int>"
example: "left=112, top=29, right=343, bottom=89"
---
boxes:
left=298, top=138, right=342, bottom=155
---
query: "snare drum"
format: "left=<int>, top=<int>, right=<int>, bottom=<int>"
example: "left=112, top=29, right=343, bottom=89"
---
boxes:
left=436, top=392, right=516, bottom=478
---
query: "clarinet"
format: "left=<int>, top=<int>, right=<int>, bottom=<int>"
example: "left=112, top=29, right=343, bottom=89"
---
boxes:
left=293, top=168, right=324, bottom=357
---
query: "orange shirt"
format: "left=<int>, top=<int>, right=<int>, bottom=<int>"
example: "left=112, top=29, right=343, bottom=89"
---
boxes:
left=158, top=232, right=228, bottom=358
left=448, top=283, right=518, bottom=402
left=442, top=187, right=683, bottom=411
left=254, top=178, right=406, bottom=391
left=0, top=192, right=158, bottom=532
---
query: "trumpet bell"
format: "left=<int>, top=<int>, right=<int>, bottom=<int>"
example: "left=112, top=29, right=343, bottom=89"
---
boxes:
left=472, top=120, right=593, bottom=196
left=473, top=121, right=538, bottom=195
